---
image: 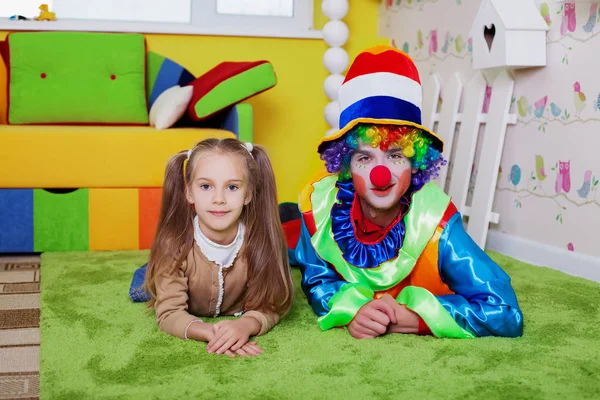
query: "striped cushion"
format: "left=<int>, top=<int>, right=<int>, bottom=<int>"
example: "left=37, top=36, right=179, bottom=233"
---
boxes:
left=146, top=52, right=195, bottom=110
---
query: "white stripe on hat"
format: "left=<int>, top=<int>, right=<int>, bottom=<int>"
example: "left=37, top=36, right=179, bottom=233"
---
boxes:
left=338, top=72, right=422, bottom=112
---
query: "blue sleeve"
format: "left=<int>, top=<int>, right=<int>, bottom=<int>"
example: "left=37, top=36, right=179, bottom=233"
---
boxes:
left=294, top=218, right=348, bottom=317
left=436, top=213, right=524, bottom=338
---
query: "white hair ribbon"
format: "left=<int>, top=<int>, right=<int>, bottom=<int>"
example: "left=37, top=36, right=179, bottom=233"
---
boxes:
left=244, top=142, right=254, bottom=158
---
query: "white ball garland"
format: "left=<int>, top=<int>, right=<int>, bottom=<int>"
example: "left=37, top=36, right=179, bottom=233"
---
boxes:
left=322, top=0, right=348, bottom=20
left=323, top=47, right=349, bottom=74
left=324, top=74, right=345, bottom=101
left=322, top=0, right=349, bottom=133
left=324, top=101, right=340, bottom=129
left=323, top=20, right=349, bottom=47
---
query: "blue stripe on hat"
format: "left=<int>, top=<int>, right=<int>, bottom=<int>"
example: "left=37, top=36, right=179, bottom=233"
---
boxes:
left=339, top=96, right=422, bottom=129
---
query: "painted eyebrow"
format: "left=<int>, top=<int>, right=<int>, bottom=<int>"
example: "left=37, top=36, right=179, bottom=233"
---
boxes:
left=354, top=148, right=403, bottom=156
left=387, top=148, right=404, bottom=154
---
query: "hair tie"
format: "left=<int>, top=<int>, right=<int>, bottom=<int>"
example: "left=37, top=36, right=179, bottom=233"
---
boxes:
left=244, top=142, right=254, bottom=158
left=183, top=148, right=194, bottom=184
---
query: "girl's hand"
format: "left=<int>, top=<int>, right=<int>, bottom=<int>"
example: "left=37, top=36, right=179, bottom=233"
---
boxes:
left=206, top=318, right=260, bottom=355
left=232, top=341, right=263, bottom=358
left=213, top=341, right=263, bottom=358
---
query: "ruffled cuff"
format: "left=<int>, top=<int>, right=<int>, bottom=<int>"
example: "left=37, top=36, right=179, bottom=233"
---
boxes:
left=317, top=283, right=374, bottom=331
left=397, top=286, right=475, bottom=339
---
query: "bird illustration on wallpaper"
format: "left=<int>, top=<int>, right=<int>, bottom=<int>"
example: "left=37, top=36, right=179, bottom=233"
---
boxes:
left=509, top=165, right=521, bottom=186
left=455, top=35, right=465, bottom=53
left=517, top=96, right=531, bottom=117
left=417, top=30, right=424, bottom=49
left=534, top=96, right=548, bottom=118
left=550, top=102, right=562, bottom=117
left=429, top=30, right=438, bottom=55
left=576, top=170, right=593, bottom=198
left=541, top=2, right=552, bottom=26
left=384, top=0, right=402, bottom=9
left=573, top=82, right=587, bottom=117
left=441, top=32, right=450, bottom=54
left=555, top=161, right=571, bottom=194
left=561, top=2, right=577, bottom=36
left=535, top=155, right=548, bottom=181
left=593, top=94, right=600, bottom=112
left=392, top=39, right=408, bottom=54
left=583, top=3, right=598, bottom=33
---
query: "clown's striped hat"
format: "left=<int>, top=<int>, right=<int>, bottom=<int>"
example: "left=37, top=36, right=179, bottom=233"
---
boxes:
left=318, top=46, right=443, bottom=153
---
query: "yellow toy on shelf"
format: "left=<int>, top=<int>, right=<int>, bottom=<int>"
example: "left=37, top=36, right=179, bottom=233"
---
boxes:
left=34, top=4, right=56, bottom=21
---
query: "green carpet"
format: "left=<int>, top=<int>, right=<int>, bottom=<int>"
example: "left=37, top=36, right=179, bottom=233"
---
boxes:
left=40, top=251, right=600, bottom=399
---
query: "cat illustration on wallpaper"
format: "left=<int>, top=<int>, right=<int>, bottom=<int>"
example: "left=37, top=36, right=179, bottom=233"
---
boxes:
left=555, top=160, right=571, bottom=193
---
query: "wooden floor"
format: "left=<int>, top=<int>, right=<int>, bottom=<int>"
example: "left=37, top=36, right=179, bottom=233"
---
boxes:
left=0, top=255, right=41, bottom=400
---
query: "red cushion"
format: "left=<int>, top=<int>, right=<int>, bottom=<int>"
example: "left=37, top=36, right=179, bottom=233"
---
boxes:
left=282, top=219, right=302, bottom=250
left=186, top=60, right=276, bottom=121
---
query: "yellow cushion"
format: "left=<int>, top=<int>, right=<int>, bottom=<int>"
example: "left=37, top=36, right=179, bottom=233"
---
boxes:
left=0, top=125, right=235, bottom=188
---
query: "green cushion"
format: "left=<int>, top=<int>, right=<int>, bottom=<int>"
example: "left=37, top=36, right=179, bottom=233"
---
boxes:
left=7, top=32, right=148, bottom=125
left=187, top=60, right=277, bottom=121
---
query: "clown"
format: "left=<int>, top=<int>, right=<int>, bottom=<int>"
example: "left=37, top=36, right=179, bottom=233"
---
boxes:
left=293, top=46, right=523, bottom=339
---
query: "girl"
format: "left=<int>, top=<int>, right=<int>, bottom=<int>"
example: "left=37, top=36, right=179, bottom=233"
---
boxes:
left=129, top=138, right=294, bottom=358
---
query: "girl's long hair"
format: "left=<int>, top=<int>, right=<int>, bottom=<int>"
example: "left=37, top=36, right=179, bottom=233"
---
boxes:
left=144, top=138, right=293, bottom=317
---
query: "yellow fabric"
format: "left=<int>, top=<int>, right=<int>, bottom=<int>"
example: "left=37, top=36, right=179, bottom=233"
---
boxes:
left=0, top=126, right=234, bottom=188
left=299, top=168, right=331, bottom=213
left=317, top=118, right=444, bottom=153
left=366, top=45, right=412, bottom=57
left=89, top=189, right=139, bottom=251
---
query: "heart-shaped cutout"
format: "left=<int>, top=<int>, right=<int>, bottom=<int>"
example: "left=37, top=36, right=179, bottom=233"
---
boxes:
left=484, top=23, right=496, bottom=52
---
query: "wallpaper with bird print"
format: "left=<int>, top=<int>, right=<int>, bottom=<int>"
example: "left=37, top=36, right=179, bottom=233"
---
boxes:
left=381, top=0, right=600, bottom=258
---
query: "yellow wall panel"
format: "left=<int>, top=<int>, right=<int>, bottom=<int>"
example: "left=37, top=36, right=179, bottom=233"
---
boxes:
left=1, top=0, right=386, bottom=199
left=89, top=189, right=139, bottom=251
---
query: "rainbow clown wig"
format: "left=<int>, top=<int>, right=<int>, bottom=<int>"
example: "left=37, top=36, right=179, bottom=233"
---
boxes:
left=316, top=46, right=447, bottom=191
left=319, top=123, right=446, bottom=190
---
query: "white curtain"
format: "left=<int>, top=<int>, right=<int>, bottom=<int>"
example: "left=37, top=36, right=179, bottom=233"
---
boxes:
left=0, top=0, right=53, bottom=18
left=51, top=0, right=191, bottom=23
left=216, top=0, right=293, bottom=17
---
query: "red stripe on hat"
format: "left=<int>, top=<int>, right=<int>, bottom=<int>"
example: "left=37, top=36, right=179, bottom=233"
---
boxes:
left=343, top=49, right=421, bottom=85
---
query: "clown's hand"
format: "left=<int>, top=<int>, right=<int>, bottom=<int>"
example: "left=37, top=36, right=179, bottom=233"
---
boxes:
left=348, top=299, right=397, bottom=339
left=380, top=293, right=420, bottom=334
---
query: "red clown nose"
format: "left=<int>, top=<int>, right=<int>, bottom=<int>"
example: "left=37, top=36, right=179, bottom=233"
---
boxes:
left=370, top=165, right=392, bottom=188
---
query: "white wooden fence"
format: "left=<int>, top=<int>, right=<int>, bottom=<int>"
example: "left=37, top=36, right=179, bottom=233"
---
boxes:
left=422, top=71, right=517, bottom=249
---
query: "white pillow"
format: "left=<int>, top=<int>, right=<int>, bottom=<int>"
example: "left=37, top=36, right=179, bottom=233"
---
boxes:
left=149, top=85, right=194, bottom=130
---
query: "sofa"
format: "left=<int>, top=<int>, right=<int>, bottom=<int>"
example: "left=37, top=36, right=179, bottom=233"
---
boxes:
left=0, top=31, right=276, bottom=253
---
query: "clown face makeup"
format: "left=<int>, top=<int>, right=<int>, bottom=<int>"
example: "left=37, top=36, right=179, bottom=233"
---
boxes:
left=350, top=141, right=414, bottom=213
